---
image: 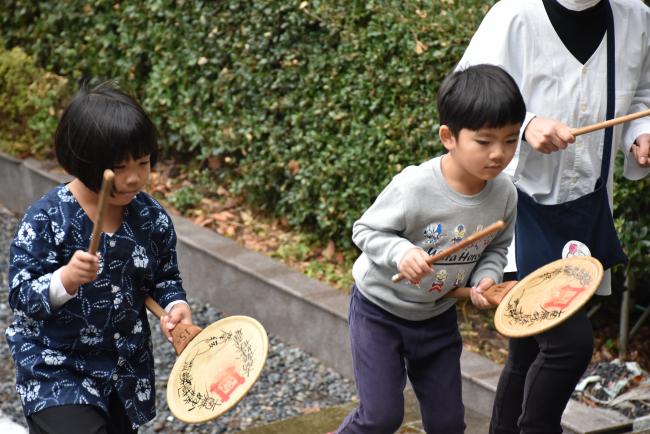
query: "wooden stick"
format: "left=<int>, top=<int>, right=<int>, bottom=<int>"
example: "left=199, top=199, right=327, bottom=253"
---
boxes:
left=88, top=169, right=202, bottom=355
left=391, top=220, right=505, bottom=283
left=570, top=108, right=650, bottom=137
left=88, top=170, right=115, bottom=255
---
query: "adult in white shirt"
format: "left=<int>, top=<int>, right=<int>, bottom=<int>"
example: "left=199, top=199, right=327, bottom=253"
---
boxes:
left=457, top=0, right=650, bottom=433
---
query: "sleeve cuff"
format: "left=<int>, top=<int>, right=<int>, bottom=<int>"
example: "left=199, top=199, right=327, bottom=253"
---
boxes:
left=392, top=242, right=418, bottom=269
left=470, top=270, right=502, bottom=288
left=49, top=268, right=77, bottom=309
left=164, top=299, right=189, bottom=313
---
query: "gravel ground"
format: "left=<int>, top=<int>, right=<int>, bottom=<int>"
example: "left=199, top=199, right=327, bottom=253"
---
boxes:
left=0, top=204, right=355, bottom=433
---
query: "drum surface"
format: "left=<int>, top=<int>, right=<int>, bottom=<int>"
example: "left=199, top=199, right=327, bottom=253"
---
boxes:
left=166, top=315, right=268, bottom=423
left=494, top=257, right=603, bottom=338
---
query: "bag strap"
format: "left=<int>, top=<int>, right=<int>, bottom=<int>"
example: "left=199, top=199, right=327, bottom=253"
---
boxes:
left=600, top=0, right=615, bottom=181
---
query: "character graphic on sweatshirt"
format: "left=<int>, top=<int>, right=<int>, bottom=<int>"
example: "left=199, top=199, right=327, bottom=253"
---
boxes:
left=471, top=225, right=483, bottom=250
left=453, top=270, right=465, bottom=289
left=423, top=223, right=446, bottom=246
left=451, top=224, right=465, bottom=245
left=428, top=269, right=448, bottom=293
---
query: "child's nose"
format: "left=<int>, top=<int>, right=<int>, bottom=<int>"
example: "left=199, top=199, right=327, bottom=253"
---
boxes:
left=490, top=146, right=505, bottom=160
left=126, top=172, right=141, bottom=185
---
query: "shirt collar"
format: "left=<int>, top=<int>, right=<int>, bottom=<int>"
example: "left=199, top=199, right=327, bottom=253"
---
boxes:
left=556, top=0, right=601, bottom=11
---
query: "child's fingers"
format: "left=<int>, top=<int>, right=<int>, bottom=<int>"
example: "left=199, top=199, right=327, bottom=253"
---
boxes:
left=75, top=251, right=99, bottom=263
left=409, top=256, right=433, bottom=278
left=160, top=316, right=173, bottom=342
left=470, top=292, right=490, bottom=309
left=168, top=305, right=192, bottom=325
left=470, top=285, right=492, bottom=309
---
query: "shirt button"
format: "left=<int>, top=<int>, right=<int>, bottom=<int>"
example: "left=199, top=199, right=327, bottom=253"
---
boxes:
left=112, top=374, right=118, bottom=381
left=580, top=104, right=587, bottom=112
left=109, top=240, right=116, bottom=247
left=114, top=333, right=120, bottom=340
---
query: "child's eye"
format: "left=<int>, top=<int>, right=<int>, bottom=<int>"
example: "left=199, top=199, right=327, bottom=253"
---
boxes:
left=139, top=160, right=150, bottom=166
left=476, top=140, right=489, bottom=145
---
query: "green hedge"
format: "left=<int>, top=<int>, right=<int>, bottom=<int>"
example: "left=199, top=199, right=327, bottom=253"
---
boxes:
left=0, top=0, right=491, bottom=241
left=0, top=0, right=648, bottom=286
left=0, top=41, right=68, bottom=157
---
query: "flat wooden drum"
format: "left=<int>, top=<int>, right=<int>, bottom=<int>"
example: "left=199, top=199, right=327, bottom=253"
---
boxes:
left=166, top=315, right=269, bottom=424
left=494, top=257, right=604, bottom=338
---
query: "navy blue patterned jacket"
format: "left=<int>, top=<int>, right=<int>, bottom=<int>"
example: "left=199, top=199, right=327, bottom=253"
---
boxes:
left=6, top=185, right=187, bottom=427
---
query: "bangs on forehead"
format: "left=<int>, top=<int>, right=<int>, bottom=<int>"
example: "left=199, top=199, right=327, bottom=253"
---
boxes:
left=108, top=106, right=157, bottom=165
left=82, top=91, right=158, bottom=167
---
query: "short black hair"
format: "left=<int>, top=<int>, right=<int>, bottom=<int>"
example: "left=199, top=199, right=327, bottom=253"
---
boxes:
left=437, top=64, right=526, bottom=137
left=54, top=80, right=158, bottom=192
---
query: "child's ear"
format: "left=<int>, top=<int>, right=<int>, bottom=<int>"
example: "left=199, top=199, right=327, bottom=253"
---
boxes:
left=439, top=125, right=456, bottom=151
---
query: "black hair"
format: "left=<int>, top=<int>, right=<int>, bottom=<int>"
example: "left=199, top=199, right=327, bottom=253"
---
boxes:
left=54, top=80, right=158, bottom=192
left=437, top=64, right=526, bottom=137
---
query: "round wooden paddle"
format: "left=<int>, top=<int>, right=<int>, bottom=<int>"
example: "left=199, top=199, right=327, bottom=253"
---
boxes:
left=90, top=169, right=269, bottom=423
left=493, top=256, right=604, bottom=338
left=391, top=220, right=505, bottom=283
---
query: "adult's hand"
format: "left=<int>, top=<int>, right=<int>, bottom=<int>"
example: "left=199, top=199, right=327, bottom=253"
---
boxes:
left=524, top=117, right=575, bottom=154
left=631, top=134, right=650, bottom=167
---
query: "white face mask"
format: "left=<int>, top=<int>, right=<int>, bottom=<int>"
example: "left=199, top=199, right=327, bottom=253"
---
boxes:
left=556, top=0, right=601, bottom=11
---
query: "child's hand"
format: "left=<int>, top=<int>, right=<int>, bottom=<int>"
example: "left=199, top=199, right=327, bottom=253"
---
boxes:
left=60, top=250, right=100, bottom=295
left=399, top=248, right=433, bottom=285
left=470, top=277, right=494, bottom=309
left=160, top=303, right=193, bottom=343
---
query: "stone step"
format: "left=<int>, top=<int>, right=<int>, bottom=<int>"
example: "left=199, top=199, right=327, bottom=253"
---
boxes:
left=238, top=389, right=491, bottom=434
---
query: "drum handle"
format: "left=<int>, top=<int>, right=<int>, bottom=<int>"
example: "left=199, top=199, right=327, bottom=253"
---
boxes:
left=144, top=296, right=168, bottom=319
left=570, top=108, right=650, bottom=136
left=391, top=220, right=505, bottom=283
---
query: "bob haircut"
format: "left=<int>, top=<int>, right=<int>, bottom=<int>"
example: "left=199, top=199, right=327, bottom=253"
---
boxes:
left=437, top=64, right=526, bottom=137
left=54, top=81, right=158, bottom=192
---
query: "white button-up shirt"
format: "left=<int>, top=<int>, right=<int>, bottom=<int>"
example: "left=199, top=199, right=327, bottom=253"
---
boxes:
left=458, top=0, right=650, bottom=293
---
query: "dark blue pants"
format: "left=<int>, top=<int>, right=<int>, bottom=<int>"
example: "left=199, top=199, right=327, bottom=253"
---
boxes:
left=336, top=286, right=465, bottom=434
left=27, top=389, right=136, bottom=434
left=489, top=309, right=593, bottom=434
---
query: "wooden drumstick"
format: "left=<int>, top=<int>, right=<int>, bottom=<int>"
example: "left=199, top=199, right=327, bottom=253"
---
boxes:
left=89, top=169, right=201, bottom=355
left=391, top=220, right=505, bottom=283
left=88, top=169, right=115, bottom=255
left=570, top=108, right=650, bottom=136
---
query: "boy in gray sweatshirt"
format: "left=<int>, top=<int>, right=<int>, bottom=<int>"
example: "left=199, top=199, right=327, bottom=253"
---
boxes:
left=332, top=64, right=526, bottom=434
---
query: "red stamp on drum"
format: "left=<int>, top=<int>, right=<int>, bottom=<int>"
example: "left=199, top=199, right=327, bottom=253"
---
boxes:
left=543, top=285, right=586, bottom=310
left=210, top=366, right=245, bottom=402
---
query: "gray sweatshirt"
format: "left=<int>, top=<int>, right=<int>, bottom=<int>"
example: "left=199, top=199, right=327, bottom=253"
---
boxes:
left=352, top=155, right=517, bottom=320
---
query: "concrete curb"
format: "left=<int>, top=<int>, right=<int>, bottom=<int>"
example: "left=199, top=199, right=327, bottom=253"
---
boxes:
left=0, top=152, right=635, bottom=433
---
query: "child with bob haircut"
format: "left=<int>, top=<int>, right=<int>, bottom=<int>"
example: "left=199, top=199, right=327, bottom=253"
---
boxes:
left=331, top=64, right=525, bottom=434
left=6, top=81, right=192, bottom=434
